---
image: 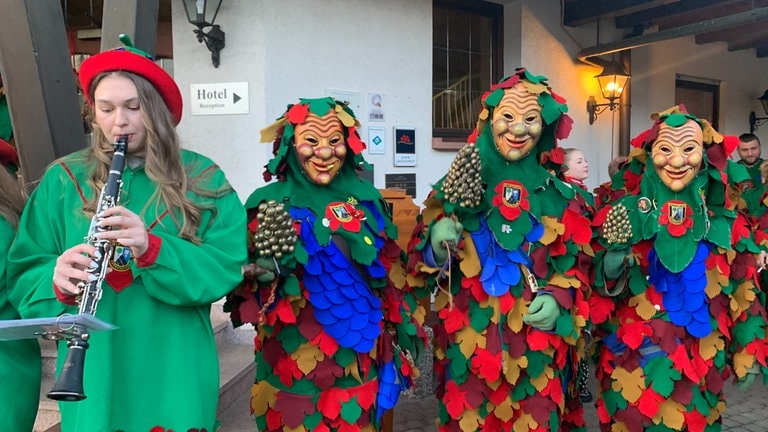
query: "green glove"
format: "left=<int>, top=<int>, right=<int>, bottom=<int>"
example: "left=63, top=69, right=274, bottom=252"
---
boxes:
left=522, top=295, right=560, bottom=331
left=429, top=217, right=463, bottom=265
left=736, top=370, right=758, bottom=392
left=254, top=256, right=277, bottom=283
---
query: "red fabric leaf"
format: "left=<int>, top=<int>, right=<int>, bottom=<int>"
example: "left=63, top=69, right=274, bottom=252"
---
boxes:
left=247, top=217, right=259, bottom=233
left=274, top=298, right=297, bottom=324
left=470, top=348, right=502, bottom=382
left=683, top=410, right=707, bottom=432
left=438, top=305, right=470, bottom=334
left=526, top=330, right=556, bottom=351
left=637, top=388, right=664, bottom=418
left=352, top=380, right=377, bottom=410
left=669, top=344, right=708, bottom=382
left=555, top=114, right=573, bottom=140
left=731, top=213, right=752, bottom=245
left=562, top=208, right=592, bottom=245
left=549, top=146, right=565, bottom=165
left=588, top=293, right=615, bottom=325
left=318, top=387, right=350, bottom=420
left=266, top=408, right=283, bottom=430
left=274, top=355, right=302, bottom=387
left=630, top=130, right=649, bottom=148
left=746, top=340, right=768, bottom=366
left=540, top=373, right=563, bottom=405
left=723, top=135, right=739, bottom=156
left=617, top=321, right=652, bottom=350
left=346, top=127, right=366, bottom=154
left=286, top=103, right=309, bottom=124
left=444, top=381, right=471, bottom=419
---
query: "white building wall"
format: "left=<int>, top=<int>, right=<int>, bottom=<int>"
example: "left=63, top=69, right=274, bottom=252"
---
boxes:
left=172, top=0, right=442, bottom=204
left=170, top=0, right=768, bottom=202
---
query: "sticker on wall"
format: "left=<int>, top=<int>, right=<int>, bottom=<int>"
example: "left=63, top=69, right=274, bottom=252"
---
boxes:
left=394, top=127, right=416, bottom=167
left=368, top=126, right=386, bottom=155
left=368, top=93, right=385, bottom=122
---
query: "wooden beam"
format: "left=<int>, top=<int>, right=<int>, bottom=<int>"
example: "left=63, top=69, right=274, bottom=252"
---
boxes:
left=614, top=0, right=742, bottom=29
left=100, top=0, right=160, bottom=55
left=563, top=0, right=675, bottom=27
left=0, top=0, right=86, bottom=188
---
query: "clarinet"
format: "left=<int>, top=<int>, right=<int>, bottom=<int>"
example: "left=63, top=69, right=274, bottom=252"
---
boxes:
left=47, top=135, right=128, bottom=401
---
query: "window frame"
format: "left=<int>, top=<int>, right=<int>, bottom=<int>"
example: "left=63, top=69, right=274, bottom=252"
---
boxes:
left=432, top=0, right=504, bottom=150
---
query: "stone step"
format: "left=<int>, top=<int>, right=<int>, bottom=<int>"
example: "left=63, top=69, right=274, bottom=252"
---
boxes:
left=33, top=303, right=255, bottom=432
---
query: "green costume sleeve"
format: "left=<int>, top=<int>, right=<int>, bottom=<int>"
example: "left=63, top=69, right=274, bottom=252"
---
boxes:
left=130, top=163, right=247, bottom=306
left=8, top=163, right=77, bottom=319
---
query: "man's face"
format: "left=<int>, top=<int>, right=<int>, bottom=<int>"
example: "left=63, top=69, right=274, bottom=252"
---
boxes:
left=651, top=119, right=703, bottom=192
left=738, top=138, right=761, bottom=166
left=294, top=112, right=347, bottom=185
left=491, top=83, right=543, bottom=161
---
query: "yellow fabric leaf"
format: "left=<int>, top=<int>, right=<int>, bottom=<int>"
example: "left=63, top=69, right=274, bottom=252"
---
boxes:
left=629, top=295, right=658, bottom=320
left=456, top=326, right=485, bottom=359
left=705, top=400, right=726, bottom=425
left=628, top=147, right=645, bottom=162
left=521, top=81, right=548, bottom=96
left=548, top=274, right=580, bottom=288
left=251, top=381, right=277, bottom=416
left=698, top=332, right=725, bottom=361
left=434, top=290, right=451, bottom=312
left=259, top=118, right=287, bottom=144
left=334, top=104, right=358, bottom=127
left=610, top=367, right=646, bottom=403
left=412, top=304, right=426, bottom=327
left=459, top=233, right=481, bottom=277
left=733, top=350, right=756, bottom=378
left=730, top=280, right=756, bottom=316
left=406, top=272, right=426, bottom=288
left=493, top=396, right=517, bottom=422
left=421, top=198, right=444, bottom=225
left=611, top=422, right=631, bottom=432
left=503, top=352, right=528, bottom=385
left=388, top=260, right=407, bottom=289
left=539, top=216, right=565, bottom=245
left=345, top=361, right=364, bottom=384
left=653, top=399, right=685, bottom=430
left=478, top=107, right=489, bottom=121
left=459, top=409, right=481, bottom=430
left=579, top=242, right=595, bottom=257
left=529, top=366, right=554, bottom=391
left=293, top=343, right=325, bottom=374
left=435, top=347, right=446, bottom=361
left=512, top=412, right=538, bottom=431
left=286, top=426, right=308, bottom=432
left=726, top=248, right=736, bottom=263
left=507, top=297, right=527, bottom=332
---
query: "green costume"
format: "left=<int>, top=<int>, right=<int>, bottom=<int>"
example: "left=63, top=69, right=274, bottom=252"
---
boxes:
left=737, top=158, right=764, bottom=214
left=0, top=217, right=41, bottom=432
left=8, top=149, right=247, bottom=432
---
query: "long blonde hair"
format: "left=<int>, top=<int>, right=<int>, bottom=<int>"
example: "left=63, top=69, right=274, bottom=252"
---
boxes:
left=83, top=71, right=228, bottom=243
left=0, top=167, right=25, bottom=229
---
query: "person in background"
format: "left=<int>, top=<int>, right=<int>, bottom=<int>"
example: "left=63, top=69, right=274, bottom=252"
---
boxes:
left=590, top=105, right=768, bottom=431
left=225, top=97, right=427, bottom=431
left=7, top=35, right=246, bottom=432
left=562, top=147, right=590, bottom=190
left=737, top=133, right=764, bottom=213
left=407, top=68, right=593, bottom=431
left=0, top=140, right=40, bottom=432
left=594, top=156, right=628, bottom=209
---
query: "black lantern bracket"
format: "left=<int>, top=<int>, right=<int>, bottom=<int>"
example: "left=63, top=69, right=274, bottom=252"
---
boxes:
left=749, top=90, right=768, bottom=133
left=183, top=0, right=225, bottom=68
left=586, top=61, right=630, bottom=125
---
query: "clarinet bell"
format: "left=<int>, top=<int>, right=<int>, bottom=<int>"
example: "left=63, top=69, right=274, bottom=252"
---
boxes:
left=47, top=336, right=88, bottom=401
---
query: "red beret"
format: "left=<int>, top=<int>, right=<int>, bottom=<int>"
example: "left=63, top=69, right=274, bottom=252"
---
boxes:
left=78, top=37, right=182, bottom=125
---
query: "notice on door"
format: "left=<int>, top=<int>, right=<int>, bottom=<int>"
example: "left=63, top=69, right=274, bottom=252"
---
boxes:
left=190, top=82, right=249, bottom=115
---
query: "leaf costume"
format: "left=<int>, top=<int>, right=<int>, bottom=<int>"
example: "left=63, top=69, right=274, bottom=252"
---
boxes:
left=7, top=150, right=247, bottom=432
left=590, top=107, right=768, bottom=431
left=225, top=97, right=427, bottom=432
left=406, top=69, right=592, bottom=431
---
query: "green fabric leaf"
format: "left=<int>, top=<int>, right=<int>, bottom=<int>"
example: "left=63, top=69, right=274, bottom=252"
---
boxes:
left=282, top=275, right=301, bottom=296
left=525, top=350, right=550, bottom=378
left=484, top=89, right=504, bottom=108
left=486, top=209, right=531, bottom=251
left=334, top=348, right=356, bottom=368
left=554, top=313, right=576, bottom=338
left=705, top=217, right=731, bottom=249
left=511, top=376, right=535, bottom=401
left=276, top=326, right=304, bottom=354
left=690, top=390, right=712, bottom=416
left=733, top=314, right=766, bottom=346
left=654, top=229, right=696, bottom=274
left=340, top=396, right=363, bottom=424
left=468, top=303, right=494, bottom=332
left=601, top=387, right=628, bottom=415
left=627, top=266, right=648, bottom=296
left=446, top=344, right=469, bottom=383
left=644, top=356, right=681, bottom=398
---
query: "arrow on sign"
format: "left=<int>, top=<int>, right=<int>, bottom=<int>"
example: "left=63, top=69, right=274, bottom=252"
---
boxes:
left=233, top=93, right=241, bottom=104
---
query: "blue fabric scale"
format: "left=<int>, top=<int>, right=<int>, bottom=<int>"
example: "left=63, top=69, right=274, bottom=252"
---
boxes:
left=648, top=242, right=711, bottom=337
left=471, top=216, right=543, bottom=296
left=291, top=207, right=383, bottom=353
left=375, top=359, right=410, bottom=423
